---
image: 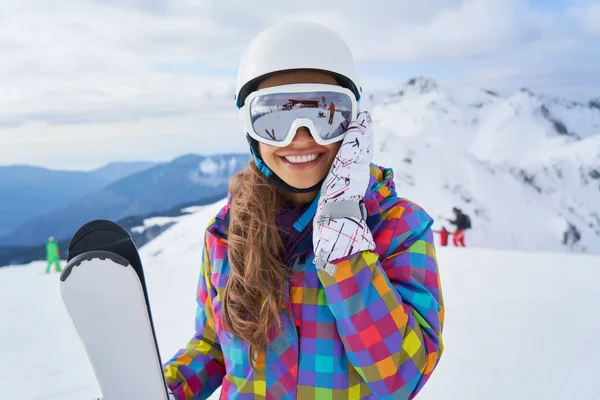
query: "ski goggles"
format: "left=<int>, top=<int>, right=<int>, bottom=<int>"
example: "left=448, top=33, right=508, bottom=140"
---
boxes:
left=241, top=84, right=359, bottom=147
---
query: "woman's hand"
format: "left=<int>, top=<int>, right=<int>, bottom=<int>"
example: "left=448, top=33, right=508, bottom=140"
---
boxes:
left=313, top=111, right=376, bottom=276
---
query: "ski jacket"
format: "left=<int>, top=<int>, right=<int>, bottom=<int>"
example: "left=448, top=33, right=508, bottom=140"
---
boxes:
left=163, top=164, right=445, bottom=400
left=434, top=229, right=450, bottom=246
left=449, top=213, right=470, bottom=231
left=46, top=241, right=59, bottom=261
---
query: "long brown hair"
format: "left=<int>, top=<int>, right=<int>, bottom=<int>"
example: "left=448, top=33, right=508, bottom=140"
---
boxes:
left=223, top=161, right=290, bottom=361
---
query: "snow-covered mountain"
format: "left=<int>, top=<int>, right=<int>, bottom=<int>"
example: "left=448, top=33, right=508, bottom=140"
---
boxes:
left=372, top=77, right=600, bottom=254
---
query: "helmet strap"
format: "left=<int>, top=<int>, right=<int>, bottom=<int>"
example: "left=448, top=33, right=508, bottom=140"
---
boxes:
left=246, top=134, right=324, bottom=194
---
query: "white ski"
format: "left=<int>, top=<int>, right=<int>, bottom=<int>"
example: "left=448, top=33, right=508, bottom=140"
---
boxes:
left=60, top=220, right=170, bottom=400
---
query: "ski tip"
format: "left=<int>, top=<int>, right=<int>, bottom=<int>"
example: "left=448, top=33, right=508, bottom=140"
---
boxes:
left=69, top=220, right=130, bottom=251
left=67, top=220, right=133, bottom=262
left=65, top=219, right=144, bottom=283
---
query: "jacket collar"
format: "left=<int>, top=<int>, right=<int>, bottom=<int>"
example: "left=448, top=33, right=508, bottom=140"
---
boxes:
left=207, top=163, right=397, bottom=241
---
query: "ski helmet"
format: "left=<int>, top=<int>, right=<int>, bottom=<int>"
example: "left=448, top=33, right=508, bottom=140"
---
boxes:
left=235, top=22, right=362, bottom=108
left=236, top=22, right=362, bottom=193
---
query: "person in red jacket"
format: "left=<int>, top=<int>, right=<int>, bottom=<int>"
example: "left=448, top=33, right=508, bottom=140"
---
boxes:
left=434, top=226, right=450, bottom=247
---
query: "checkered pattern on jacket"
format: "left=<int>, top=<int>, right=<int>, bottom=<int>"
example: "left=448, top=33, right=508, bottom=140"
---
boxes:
left=163, top=164, right=444, bottom=400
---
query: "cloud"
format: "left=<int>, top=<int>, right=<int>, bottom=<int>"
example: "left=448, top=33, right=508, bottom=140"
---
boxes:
left=346, top=0, right=553, bottom=61
left=0, top=110, right=244, bottom=170
left=569, top=2, right=600, bottom=35
left=1, top=0, right=599, bottom=169
left=445, top=1, right=600, bottom=99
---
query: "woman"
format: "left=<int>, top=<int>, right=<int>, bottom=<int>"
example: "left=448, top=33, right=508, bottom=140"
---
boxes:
left=163, top=22, right=444, bottom=400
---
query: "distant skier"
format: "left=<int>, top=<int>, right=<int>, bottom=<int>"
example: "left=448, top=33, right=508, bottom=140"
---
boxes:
left=434, top=226, right=450, bottom=247
left=447, top=207, right=471, bottom=247
left=328, top=101, right=336, bottom=124
left=563, top=223, right=581, bottom=248
left=46, top=236, right=62, bottom=273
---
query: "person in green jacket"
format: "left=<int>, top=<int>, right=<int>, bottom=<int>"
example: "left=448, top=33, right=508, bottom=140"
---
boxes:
left=46, top=236, right=62, bottom=273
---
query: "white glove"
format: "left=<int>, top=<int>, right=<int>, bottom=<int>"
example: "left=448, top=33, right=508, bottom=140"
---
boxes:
left=313, top=111, right=376, bottom=276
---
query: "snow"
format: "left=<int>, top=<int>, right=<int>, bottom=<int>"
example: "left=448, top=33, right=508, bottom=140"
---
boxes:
left=180, top=205, right=206, bottom=214
left=199, top=158, right=219, bottom=175
left=470, top=91, right=563, bottom=163
left=2, top=203, right=600, bottom=400
left=187, top=156, right=243, bottom=186
left=373, top=127, right=567, bottom=252
left=228, top=157, right=240, bottom=173
left=131, top=216, right=184, bottom=233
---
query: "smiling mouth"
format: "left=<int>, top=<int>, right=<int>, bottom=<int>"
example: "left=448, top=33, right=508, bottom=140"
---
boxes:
left=282, top=153, right=321, bottom=164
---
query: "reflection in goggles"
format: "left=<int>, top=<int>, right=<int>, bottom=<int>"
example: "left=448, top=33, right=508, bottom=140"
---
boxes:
left=250, top=92, right=352, bottom=142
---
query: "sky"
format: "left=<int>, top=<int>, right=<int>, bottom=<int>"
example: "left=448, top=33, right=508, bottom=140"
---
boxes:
left=1, top=0, right=599, bottom=170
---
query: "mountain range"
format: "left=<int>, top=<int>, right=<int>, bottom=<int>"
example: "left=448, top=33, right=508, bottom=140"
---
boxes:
left=0, top=161, right=157, bottom=235
left=2, top=76, right=598, bottom=257
left=0, top=154, right=249, bottom=247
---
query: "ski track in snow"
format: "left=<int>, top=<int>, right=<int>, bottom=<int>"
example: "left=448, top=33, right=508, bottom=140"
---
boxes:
left=2, top=202, right=600, bottom=400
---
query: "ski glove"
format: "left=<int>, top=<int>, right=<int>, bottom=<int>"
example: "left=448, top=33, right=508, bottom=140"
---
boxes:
left=313, top=111, right=376, bottom=276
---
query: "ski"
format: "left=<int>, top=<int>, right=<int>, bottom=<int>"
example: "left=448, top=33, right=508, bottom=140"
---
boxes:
left=60, top=219, right=170, bottom=400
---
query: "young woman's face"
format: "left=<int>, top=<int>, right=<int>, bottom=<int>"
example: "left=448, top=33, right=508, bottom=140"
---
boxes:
left=256, top=71, right=343, bottom=190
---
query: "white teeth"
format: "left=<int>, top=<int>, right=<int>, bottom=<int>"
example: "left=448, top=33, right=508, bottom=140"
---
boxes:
left=284, top=153, right=319, bottom=164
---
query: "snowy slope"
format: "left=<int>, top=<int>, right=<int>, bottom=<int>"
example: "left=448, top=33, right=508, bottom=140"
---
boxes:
left=130, top=206, right=206, bottom=234
left=2, top=203, right=600, bottom=400
left=372, top=77, right=600, bottom=254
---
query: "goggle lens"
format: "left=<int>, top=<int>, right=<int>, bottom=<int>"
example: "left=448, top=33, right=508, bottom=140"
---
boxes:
left=249, top=91, right=353, bottom=143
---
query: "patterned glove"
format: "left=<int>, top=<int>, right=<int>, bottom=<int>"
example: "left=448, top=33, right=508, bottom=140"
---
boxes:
left=313, top=111, right=376, bottom=276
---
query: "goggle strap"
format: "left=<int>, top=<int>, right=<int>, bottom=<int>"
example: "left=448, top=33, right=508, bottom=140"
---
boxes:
left=247, top=135, right=273, bottom=177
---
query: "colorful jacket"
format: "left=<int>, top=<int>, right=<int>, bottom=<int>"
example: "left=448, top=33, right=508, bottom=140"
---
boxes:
left=163, top=164, right=445, bottom=400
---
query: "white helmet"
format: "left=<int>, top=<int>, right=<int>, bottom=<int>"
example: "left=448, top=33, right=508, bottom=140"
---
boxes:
left=235, top=22, right=362, bottom=108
